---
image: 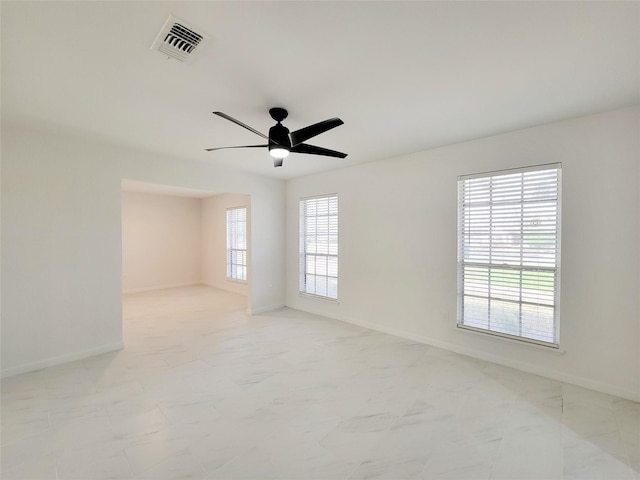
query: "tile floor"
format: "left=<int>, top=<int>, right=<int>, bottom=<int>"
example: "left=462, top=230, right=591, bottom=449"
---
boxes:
left=2, top=285, right=638, bottom=480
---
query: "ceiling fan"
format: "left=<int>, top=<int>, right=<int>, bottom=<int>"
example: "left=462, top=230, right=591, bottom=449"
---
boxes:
left=206, top=108, right=347, bottom=167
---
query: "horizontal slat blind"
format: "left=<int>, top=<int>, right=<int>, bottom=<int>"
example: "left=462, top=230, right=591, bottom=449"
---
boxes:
left=300, top=195, right=338, bottom=299
left=226, top=207, right=247, bottom=281
left=457, top=164, right=561, bottom=346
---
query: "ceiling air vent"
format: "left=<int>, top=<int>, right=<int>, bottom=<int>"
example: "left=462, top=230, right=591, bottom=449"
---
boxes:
left=151, top=15, right=209, bottom=62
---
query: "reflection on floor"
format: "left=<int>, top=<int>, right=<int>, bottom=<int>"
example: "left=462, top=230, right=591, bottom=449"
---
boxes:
left=2, top=285, right=639, bottom=479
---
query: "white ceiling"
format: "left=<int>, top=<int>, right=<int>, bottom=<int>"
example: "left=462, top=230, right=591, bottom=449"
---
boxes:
left=2, top=1, right=639, bottom=180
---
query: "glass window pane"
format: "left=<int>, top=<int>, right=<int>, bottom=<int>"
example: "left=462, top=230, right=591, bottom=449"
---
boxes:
left=300, top=195, right=338, bottom=299
left=226, top=207, right=247, bottom=281
left=458, top=165, right=560, bottom=346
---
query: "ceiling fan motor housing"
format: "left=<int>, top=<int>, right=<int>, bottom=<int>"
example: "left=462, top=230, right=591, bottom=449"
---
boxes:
left=269, top=123, right=291, bottom=150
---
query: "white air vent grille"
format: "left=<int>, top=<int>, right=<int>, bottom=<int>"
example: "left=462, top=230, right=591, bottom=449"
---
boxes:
left=151, top=15, right=209, bottom=62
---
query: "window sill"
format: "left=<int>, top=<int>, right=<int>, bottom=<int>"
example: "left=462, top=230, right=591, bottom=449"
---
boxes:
left=456, top=324, right=565, bottom=354
left=298, top=292, right=339, bottom=304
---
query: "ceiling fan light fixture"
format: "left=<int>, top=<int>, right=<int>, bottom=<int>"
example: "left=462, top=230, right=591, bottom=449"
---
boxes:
left=269, top=147, right=290, bottom=159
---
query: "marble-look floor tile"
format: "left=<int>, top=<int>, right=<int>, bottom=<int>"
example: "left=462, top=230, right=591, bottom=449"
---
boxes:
left=564, top=402, right=620, bottom=438
left=137, top=450, right=208, bottom=480
left=563, top=430, right=634, bottom=479
left=205, top=447, right=280, bottom=479
left=1, top=453, right=58, bottom=480
left=0, top=408, right=51, bottom=439
left=255, top=432, right=356, bottom=480
left=420, top=438, right=497, bottom=480
left=56, top=448, right=135, bottom=480
left=1, top=286, right=638, bottom=480
left=320, top=427, right=390, bottom=466
left=491, top=431, right=563, bottom=479
left=563, top=383, right=616, bottom=409
left=349, top=456, right=427, bottom=479
left=124, top=432, right=192, bottom=475
left=621, top=430, right=640, bottom=473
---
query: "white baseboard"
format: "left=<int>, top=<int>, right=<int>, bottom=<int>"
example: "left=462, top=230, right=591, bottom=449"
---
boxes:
left=1, top=341, right=125, bottom=379
left=122, top=282, right=201, bottom=295
left=249, top=303, right=286, bottom=315
left=292, top=306, right=640, bottom=403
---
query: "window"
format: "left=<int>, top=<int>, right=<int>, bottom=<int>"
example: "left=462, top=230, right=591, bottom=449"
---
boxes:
left=300, top=194, right=338, bottom=299
left=226, top=207, right=247, bottom=281
left=457, top=164, right=561, bottom=347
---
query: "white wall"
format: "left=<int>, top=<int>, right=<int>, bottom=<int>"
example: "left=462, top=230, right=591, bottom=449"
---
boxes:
left=286, top=106, right=640, bottom=401
left=202, top=193, right=250, bottom=296
left=121, top=192, right=202, bottom=293
left=1, top=125, right=286, bottom=377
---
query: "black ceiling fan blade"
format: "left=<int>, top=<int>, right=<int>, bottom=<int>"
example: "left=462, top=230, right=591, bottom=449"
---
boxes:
left=205, top=144, right=267, bottom=152
left=213, top=112, right=268, bottom=140
left=290, top=143, right=347, bottom=158
left=290, top=118, right=344, bottom=146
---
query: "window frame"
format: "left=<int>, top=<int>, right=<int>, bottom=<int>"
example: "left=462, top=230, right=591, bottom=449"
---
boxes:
left=226, top=206, right=247, bottom=283
left=299, top=194, right=339, bottom=301
left=457, top=163, right=562, bottom=348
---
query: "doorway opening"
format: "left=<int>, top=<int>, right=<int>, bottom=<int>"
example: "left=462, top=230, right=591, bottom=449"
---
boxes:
left=120, top=179, right=252, bottom=339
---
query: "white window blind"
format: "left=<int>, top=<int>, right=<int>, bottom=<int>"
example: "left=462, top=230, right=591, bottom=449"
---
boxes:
left=300, top=195, right=338, bottom=299
left=226, top=207, right=247, bottom=281
left=457, top=164, right=561, bottom=347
